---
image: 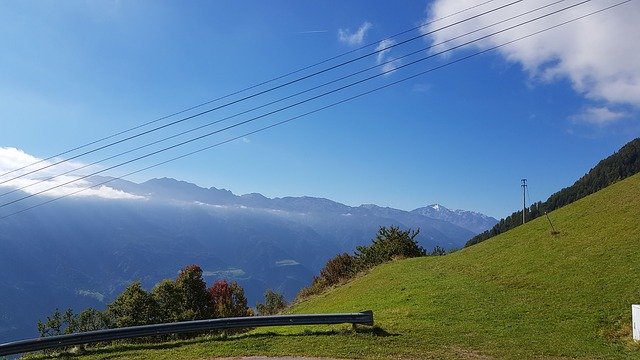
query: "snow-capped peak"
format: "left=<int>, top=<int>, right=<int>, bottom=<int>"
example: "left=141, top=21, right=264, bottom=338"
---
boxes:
left=429, top=204, right=449, bottom=212
left=411, top=204, right=498, bottom=234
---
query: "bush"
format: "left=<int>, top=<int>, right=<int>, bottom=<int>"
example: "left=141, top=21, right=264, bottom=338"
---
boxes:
left=355, top=226, right=425, bottom=268
left=297, top=226, right=428, bottom=300
left=319, top=253, right=357, bottom=286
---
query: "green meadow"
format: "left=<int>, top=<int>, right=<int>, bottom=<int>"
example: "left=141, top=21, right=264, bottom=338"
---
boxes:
left=30, top=173, right=640, bottom=359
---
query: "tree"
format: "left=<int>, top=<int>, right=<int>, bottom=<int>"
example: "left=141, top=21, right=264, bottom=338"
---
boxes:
left=256, top=289, right=288, bottom=316
left=228, top=281, right=250, bottom=317
left=152, top=279, right=185, bottom=323
left=37, top=308, right=82, bottom=337
left=107, top=281, right=158, bottom=328
left=355, top=226, right=425, bottom=267
left=430, top=245, right=446, bottom=256
left=208, top=280, right=250, bottom=318
left=77, top=308, right=108, bottom=332
left=37, top=308, right=63, bottom=337
left=208, top=280, right=231, bottom=318
left=62, top=308, right=78, bottom=334
left=175, top=265, right=212, bottom=320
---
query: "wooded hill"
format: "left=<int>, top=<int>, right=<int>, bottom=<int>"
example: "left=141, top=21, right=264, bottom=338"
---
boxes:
left=466, top=137, right=640, bottom=247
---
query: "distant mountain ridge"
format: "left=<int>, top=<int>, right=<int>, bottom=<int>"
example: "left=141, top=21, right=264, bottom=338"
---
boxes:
left=411, top=204, right=498, bottom=234
left=97, top=176, right=498, bottom=229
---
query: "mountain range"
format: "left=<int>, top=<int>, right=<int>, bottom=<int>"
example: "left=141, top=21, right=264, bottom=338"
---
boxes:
left=0, top=176, right=496, bottom=342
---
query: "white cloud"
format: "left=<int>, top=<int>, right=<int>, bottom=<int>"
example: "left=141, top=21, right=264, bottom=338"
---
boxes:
left=202, top=268, right=246, bottom=278
left=375, top=39, right=402, bottom=74
left=338, top=21, right=373, bottom=46
left=76, top=289, right=105, bottom=302
left=570, top=106, right=629, bottom=125
left=0, top=147, right=143, bottom=200
left=422, top=0, right=640, bottom=114
left=275, top=259, right=300, bottom=267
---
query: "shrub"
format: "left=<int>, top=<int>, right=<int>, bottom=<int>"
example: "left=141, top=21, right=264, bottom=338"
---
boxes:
left=297, top=226, right=427, bottom=300
left=319, top=253, right=357, bottom=286
left=355, top=226, right=425, bottom=268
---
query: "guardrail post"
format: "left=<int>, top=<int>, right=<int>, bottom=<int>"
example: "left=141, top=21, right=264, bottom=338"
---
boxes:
left=352, top=310, right=374, bottom=331
left=362, top=310, right=374, bottom=326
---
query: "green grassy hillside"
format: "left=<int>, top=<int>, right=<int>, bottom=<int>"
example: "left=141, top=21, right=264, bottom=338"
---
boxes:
left=35, top=173, right=640, bottom=359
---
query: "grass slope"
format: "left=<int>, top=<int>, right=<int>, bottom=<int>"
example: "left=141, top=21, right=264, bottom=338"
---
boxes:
left=34, top=173, right=640, bottom=359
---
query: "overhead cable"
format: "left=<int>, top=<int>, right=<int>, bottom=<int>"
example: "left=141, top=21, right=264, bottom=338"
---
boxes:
left=0, top=0, right=571, bottom=199
left=0, top=0, right=499, bottom=180
left=0, top=0, right=630, bottom=219
left=0, top=0, right=605, bottom=209
left=0, top=0, right=525, bottom=185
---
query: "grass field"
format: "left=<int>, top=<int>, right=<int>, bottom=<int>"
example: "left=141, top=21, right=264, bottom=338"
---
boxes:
left=28, top=173, right=640, bottom=359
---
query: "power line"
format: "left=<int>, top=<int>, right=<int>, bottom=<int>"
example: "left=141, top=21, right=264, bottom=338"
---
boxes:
left=0, top=1, right=500, bottom=182
left=0, top=0, right=592, bottom=208
left=0, top=0, right=526, bottom=186
left=1, top=0, right=628, bottom=220
left=0, top=0, right=626, bottom=216
left=0, top=0, right=503, bottom=180
left=0, top=0, right=571, bottom=200
left=0, top=0, right=599, bottom=208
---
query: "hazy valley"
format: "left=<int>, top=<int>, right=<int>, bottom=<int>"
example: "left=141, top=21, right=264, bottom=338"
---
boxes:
left=0, top=176, right=496, bottom=342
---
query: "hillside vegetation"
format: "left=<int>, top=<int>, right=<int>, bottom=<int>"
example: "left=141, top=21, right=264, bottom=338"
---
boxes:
left=33, top=173, right=640, bottom=359
left=467, top=137, right=640, bottom=247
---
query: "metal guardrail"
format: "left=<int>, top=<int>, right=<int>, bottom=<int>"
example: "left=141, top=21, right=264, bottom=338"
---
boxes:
left=0, top=311, right=373, bottom=357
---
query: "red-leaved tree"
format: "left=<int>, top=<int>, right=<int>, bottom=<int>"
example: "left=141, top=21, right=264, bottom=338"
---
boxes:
left=208, top=280, right=249, bottom=318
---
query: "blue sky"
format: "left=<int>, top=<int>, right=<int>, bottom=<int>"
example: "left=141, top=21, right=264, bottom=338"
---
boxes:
left=0, top=0, right=638, bottom=218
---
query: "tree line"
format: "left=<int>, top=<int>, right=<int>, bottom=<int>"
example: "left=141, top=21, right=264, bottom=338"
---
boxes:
left=37, top=265, right=287, bottom=339
left=37, top=225, right=443, bottom=347
left=466, top=137, right=640, bottom=247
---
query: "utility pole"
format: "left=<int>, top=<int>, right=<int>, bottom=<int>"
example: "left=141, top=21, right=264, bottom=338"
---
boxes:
left=521, top=179, right=527, bottom=225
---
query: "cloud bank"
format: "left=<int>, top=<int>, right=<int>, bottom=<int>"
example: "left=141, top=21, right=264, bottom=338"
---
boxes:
left=423, top=0, right=640, bottom=124
left=0, top=147, right=143, bottom=200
